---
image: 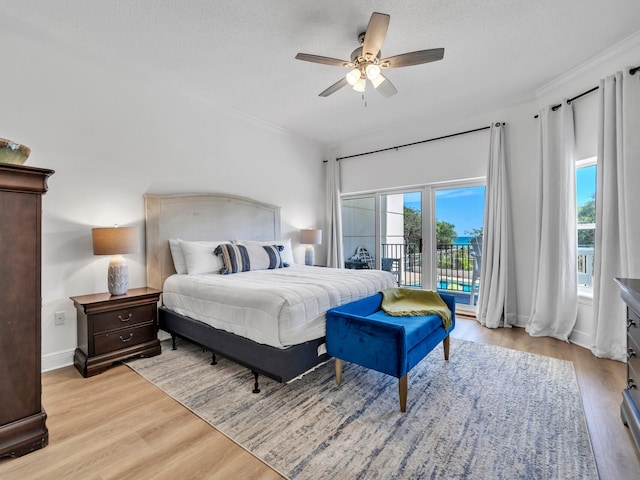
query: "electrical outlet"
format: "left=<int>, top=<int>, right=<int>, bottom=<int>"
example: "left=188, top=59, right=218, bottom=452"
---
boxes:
left=54, top=311, right=65, bottom=325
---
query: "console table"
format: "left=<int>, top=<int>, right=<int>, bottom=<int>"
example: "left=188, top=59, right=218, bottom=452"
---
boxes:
left=615, top=277, right=640, bottom=454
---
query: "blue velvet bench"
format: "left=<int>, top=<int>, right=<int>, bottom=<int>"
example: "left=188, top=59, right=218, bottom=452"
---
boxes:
left=326, top=292, right=455, bottom=412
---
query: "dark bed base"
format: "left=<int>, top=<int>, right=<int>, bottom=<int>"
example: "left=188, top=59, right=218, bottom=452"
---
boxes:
left=159, top=307, right=331, bottom=391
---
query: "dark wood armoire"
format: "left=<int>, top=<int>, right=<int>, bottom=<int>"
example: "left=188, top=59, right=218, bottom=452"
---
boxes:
left=0, top=163, right=54, bottom=458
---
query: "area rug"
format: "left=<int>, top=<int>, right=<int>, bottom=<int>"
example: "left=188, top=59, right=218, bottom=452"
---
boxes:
left=126, top=338, right=599, bottom=479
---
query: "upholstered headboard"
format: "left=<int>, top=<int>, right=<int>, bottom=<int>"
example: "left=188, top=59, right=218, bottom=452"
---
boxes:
left=144, top=193, right=281, bottom=290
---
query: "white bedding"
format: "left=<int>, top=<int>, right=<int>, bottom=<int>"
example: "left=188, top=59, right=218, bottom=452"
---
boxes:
left=162, top=264, right=396, bottom=349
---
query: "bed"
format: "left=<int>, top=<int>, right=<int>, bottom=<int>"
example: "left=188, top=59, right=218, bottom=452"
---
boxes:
left=145, top=193, right=396, bottom=391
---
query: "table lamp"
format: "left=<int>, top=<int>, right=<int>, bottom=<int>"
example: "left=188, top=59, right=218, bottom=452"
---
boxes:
left=92, top=226, right=139, bottom=295
left=300, top=229, right=322, bottom=266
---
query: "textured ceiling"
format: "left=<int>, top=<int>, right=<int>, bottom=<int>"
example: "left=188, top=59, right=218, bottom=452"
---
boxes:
left=2, top=0, right=639, bottom=145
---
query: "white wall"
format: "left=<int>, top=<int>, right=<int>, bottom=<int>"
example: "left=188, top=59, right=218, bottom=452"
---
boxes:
left=331, top=33, right=640, bottom=349
left=1, top=15, right=326, bottom=371
left=340, top=129, right=490, bottom=194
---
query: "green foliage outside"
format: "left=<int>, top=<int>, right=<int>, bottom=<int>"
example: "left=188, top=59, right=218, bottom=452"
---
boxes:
left=436, top=220, right=457, bottom=246
left=464, top=227, right=483, bottom=238
left=403, top=206, right=422, bottom=252
left=578, top=196, right=595, bottom=247
left=403, top=206, right=480, bottom=271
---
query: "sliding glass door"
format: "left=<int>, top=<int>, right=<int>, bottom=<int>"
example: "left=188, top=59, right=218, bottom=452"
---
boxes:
left=434, top=184, right=485, bottom=310
left=341, top=180, right=485, bottom=312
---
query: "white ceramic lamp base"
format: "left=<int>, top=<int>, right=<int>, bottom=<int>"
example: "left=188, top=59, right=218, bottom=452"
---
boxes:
left=305, top=246, right=315, bottom=266
left=107, top=254, right=129, bottom=296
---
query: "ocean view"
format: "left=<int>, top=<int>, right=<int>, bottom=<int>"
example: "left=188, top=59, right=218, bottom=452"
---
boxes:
left=454, top=236, right=474, bottom=245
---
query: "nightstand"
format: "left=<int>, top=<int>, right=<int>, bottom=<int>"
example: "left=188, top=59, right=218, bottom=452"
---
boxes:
left=71, top=287, right=162, bottom=377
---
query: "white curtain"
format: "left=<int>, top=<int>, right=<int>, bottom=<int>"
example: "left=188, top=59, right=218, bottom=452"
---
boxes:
left=526, top=103, right=578, bottom=341
left=325, top=159, right=344, bottom=268
left=592, top=68, right=640, bottom=361
left=477, top=122, right=517, bottom=328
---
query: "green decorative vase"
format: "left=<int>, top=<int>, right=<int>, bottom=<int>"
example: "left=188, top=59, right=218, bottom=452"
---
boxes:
left=0, top=138, right=31, bottom=165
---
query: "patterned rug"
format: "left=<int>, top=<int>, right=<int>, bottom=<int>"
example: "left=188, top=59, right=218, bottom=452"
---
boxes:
left=126, top=338, right=599, bottom=479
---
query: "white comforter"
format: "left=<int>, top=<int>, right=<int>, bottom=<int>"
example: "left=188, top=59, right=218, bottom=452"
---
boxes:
left=162, top=265, right=396, bottom=349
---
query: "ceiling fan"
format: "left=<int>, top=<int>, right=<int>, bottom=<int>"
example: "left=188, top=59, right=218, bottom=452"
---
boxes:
left=295, top=12, right=444, bottom=98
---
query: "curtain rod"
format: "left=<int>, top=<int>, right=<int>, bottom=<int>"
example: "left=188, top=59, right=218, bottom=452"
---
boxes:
left=332, top=125, right=494, bottom=162
left=533, top=64, right=640, bottom=119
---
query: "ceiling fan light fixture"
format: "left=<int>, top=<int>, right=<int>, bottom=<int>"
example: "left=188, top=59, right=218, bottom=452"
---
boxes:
left=353, top=76, right=366, bottom=92
left=345, top=68, right=361, bottom=86
left=295, top=12, right=444, bottom=98
left=365, top=63, right=381, bottom=80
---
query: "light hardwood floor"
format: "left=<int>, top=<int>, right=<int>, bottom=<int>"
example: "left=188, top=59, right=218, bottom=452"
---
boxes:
left=1, top=318, right=639, bottom=480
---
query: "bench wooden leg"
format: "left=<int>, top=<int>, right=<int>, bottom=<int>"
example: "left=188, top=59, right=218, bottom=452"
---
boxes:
left=443, top=335, right=450, bottom=360
left=335, top=358, right=343, bottom=385
left=398, top=373, right=408, bottom=412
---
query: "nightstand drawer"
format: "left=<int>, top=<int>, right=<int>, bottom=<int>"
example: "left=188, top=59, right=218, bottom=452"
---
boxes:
left=628, top=365, right=640, bottom=408
left=94, top=323, right=156, bottom=355
left=92, top=304, right=155, bottom=333
left=629, top=332, right=640, bottom=383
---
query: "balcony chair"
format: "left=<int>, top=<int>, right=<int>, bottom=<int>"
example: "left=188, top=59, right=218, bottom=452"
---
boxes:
left=381, top=257, right=400, bottom=286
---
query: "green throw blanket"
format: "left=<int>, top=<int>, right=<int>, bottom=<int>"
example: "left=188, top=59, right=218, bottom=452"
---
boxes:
left=381, top=288, right=452, bottom=330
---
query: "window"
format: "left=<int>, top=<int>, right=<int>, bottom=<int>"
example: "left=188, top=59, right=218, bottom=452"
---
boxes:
left=576, top=157, right=596, bottom=288
left=341, top=180, right=486, bottom=313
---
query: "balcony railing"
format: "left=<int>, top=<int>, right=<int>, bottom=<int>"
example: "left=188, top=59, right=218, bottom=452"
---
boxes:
left=578, top=246, right=594, bottom=287
left=380, top=243, right=421, bottom=287
left=436, top=243, right=480, bottom=305
left=376, top=242, right=595, bottom=304
left=381, top=242, right=480, bottom=305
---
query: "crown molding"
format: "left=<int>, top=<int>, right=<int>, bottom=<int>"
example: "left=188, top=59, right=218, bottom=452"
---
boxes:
left=535, top=30, right=640, bottom=98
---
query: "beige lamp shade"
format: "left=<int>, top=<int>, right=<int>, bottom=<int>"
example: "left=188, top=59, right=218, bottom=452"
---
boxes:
left=299, top=229, right=322, bottom=245
left=92, top=227, right=139, bottom=255
left=92, top=227, right=139, bottom=296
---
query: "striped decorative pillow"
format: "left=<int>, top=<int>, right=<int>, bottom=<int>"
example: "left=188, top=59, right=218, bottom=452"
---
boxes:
left=214, top=243, right=287, bottom=274
left=262, top=244, right=288, bottom=269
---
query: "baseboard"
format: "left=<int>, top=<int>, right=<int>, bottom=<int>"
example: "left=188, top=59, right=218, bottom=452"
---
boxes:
left=42, top=348, right=76, bottom=372
left=569, top=329, right=592, bottom=350
left=42, top=333, right=170, bottom=373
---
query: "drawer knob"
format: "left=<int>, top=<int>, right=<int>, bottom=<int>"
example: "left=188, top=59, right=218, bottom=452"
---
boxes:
left=628, top=379, right=637, bottom=390
left=629, top=348, right=637, bottom=358
left=118, top=313, right=133, bottom=322
left=119, top=333, right=134, bottom=343
left=628, top=319, right=637, bottom=328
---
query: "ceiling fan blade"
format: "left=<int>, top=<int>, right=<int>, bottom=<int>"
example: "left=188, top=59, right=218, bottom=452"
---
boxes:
left=380, top=48, right=445, bottom=68
left=295, top=53, right=352, bottom=67
left=362, top=12, right=390, bottom=60
left=319, top=77, right=349, bottom=97
left=374, top=74, right=397, bottom=97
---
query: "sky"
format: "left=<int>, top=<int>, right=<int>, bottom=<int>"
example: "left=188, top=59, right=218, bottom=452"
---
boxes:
left=404, top=187, right=485, bottom=236
left=577, top=165, right=596, bottom=208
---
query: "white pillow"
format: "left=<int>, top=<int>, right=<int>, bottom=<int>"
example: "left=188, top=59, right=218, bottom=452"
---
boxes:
left=236, top=238, right=294, bottom=266
left=177, top=239, right=229, bottom=275
left=169, top=239, right=188, bottom=274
